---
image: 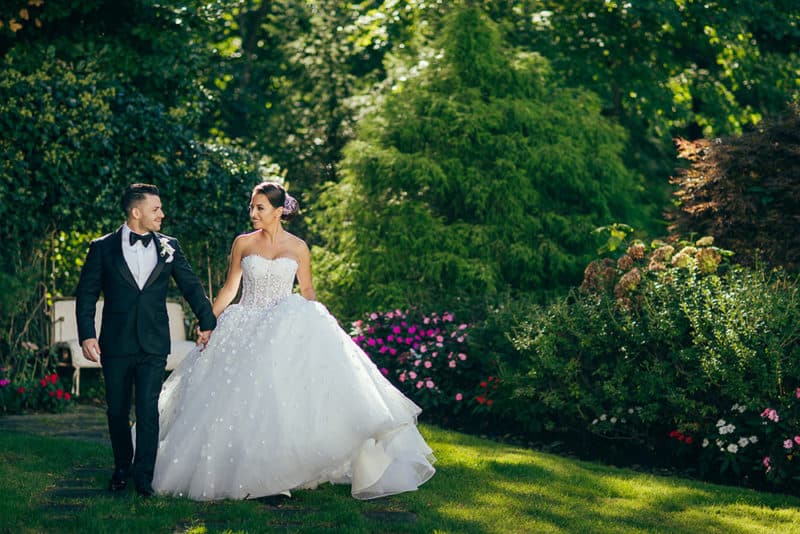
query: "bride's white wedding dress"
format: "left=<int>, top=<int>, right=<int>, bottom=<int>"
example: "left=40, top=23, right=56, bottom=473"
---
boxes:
left=151, top=255, right=436, bottom=500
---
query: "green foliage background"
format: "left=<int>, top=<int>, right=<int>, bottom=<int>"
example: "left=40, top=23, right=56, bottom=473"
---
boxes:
left=311, top=8, right=652, bottom=317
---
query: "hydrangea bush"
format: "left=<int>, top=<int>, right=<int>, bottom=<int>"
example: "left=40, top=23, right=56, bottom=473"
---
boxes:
left=503, top=229, right=800, bottom=488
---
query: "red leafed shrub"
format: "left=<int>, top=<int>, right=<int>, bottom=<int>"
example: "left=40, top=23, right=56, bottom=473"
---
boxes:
left=669, top=105, right=800, bottom=271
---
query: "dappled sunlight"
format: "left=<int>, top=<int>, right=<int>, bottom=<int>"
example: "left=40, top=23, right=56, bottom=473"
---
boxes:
left=422, top=426, right=800, bottom=533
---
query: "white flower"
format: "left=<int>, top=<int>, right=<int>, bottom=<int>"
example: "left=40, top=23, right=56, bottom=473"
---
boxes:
left=627, top=408, right=634, bottom=414
left=719, top=424, right=736, bottom=435
left=737, top=437, right=749, bottom=448
left=592, top=419, right=598, bottom=425
left=610, top=417, right=618, bottom=424
left=716, top=419, right=726, bottom=427
left=716, top=439, right=724, bottom=447
left=158, top=237, right=175, bottom=263
left=620, top=418, right=627, bottom=424
left=738, top=405, right=747, bottom=413
left=727, top=444, right=739, bottom=453
left=749, top=435, right=758, bottom=444
left=731, top=403, right=740, bottom=412
left=599, top=414, right=607, bottom=421
left=702, top=439, right=710, bottom=448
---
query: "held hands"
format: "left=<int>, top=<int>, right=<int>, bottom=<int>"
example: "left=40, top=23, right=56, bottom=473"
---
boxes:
left=196, top=328, right=213, bottom=351
left=81, top=338, right=102, bottom=363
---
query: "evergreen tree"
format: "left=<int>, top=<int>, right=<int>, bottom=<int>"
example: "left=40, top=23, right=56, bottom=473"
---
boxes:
left=311, top=7, right=652, bottom=318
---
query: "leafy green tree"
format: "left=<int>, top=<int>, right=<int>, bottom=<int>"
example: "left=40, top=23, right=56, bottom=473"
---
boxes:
left=498, top=0, right=800, bottom=178
left=311, top=7, right=652, bottom=319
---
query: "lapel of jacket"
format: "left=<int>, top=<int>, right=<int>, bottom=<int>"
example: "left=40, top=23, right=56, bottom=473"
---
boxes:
left=142, top=232, right=167, bottom=290
left=112, top=226, right=139, bottom=290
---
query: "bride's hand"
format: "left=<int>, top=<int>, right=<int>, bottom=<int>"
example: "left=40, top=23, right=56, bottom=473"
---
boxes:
left=196, top=328, right=212, bottom=351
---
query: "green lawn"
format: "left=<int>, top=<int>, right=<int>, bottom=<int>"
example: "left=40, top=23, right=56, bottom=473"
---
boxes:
left=1, top=425, right=799, bottom=533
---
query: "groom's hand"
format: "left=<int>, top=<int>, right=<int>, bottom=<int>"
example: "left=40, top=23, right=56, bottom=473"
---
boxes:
left=196, top=329, right=212, bottom=351
left=81, top=338, right=101, bottom=362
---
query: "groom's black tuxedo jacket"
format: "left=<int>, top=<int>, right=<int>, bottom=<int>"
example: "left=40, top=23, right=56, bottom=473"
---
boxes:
left=75, top=226, right=216, bottom=357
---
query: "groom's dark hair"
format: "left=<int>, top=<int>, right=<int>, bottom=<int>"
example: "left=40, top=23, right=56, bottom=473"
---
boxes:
left=122, top=183, right=160, bottom=215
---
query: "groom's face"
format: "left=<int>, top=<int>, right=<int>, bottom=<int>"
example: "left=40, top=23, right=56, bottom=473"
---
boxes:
left=133, top=194, right=164, bottom=233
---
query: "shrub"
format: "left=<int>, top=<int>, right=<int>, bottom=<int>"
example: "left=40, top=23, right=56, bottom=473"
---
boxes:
left=670, top=104, right=800, bottom=271
left=311, top=7, right=653, bottom=319
left=501, top=234, right=800, bottom=488
left=350, top=309, right=498, bottom=421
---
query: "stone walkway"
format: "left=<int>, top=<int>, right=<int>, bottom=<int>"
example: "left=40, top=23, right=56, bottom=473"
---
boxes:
left=0, top=403, right=418, bottom=532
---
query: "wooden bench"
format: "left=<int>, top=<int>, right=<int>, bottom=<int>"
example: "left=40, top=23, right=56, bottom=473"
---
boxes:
left=52, top=298, right=197, bottom=396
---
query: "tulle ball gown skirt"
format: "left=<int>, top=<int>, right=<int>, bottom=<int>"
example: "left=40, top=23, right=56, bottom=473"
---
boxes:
left=151, top=294, right=436, bottom=501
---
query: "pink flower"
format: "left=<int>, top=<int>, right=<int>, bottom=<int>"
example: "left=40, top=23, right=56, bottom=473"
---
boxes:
left=457, top=336, right=465, bottom=343
left=794, top=436, right=800, bottom=446
left=352, top=320, right=363, bottom=328
left=401, top=321, right=408, bottom=327
left=455, top=393, right=463, bottom=401
left=387, top=335, right=394, bottom=342
left=426, top=329, right=435, bottom=337
left=419, top=345, right=427, bottom=353
left=436, top=336, right=444, bottom=343
left=392, top=326, right=401, bottom=334
left=443, top=313, right=453, bottom=321
left=416, top=381, right=424, bottom=389
left=380, top=367, right=389, bottom=376
left=0, top=379, right=9, bottom=387
left=412, top=342, right=419, bottom=349
left=408, top=371, right=417, bottom=379
left=425, top=380, right=434, bottom=389
left=389, top=348, right=397, bottom=356
left=386, top=312, right=394, bottom=319
left=423, top=317, right=430, bottom=324
left=405, top=337, right=413, bottom=344
left=796, top=387, right=800, bottom=399
left=763, top=456, right=772, bottom=472
left=414, top=360, right=421, bottom=367
left=367, top=338, right=376, bottom=346
left=424, top=361, right=432, bottom=369
left=377, top=338, right=384, bottom=345
left=398, top=373, right=406, bottom=382
left=760, top=408, right=780, bottom=422
left=379, top=346, right=388, bottom=353
left=448, top=360, right=456, bottom=368
left=459, top=324, right=468, bottom=330
left=370, top=313, right=378, bottom=320
left=367, top=327, right=375, bottom=334
left=351, top=337, right=359, bottom=343
left=458, top=353, right=467, bottom=361
left=784, top=439, right=793, bottom=449
left=408, top=326, right=417, bottom=334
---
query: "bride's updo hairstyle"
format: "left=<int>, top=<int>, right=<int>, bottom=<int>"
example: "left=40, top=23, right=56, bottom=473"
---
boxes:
left=252, top=181, right=299, bottom=221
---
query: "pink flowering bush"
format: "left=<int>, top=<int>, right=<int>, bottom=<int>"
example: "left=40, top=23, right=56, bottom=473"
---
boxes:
left=0, top=371, right=72, bottom=415
left=691, top=390, right=800, bottom=487
left=351, top=309, right=490, bottom=415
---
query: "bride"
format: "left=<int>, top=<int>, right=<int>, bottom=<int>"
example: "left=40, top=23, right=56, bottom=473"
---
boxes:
left=150, top=182, right=436, bottom=500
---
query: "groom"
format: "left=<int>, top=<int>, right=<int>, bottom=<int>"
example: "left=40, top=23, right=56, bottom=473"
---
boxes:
left=75, top=183, right=216, bottom=497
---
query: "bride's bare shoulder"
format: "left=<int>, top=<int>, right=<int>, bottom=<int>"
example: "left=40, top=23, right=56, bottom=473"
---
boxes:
left=284, top=232, right=309, bottom=253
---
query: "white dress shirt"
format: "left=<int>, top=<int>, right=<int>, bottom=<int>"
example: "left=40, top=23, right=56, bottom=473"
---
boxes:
left=122, top=224, right=158, bottom=289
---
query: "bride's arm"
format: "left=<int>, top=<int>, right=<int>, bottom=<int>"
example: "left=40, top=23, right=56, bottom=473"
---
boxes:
left=296, top=242, right=316, bottom=301
left=212, top=237, right=245, bottom=317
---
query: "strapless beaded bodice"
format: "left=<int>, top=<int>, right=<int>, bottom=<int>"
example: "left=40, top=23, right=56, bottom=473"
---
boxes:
left=239, top=255, right=297, bottom=309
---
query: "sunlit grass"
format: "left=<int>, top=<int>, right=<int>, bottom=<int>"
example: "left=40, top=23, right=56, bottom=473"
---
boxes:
left=1, top=425, right=799, bottom=533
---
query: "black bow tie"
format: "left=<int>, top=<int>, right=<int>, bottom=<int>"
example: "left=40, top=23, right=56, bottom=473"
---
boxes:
left=129, top=232, right=153, bottom=247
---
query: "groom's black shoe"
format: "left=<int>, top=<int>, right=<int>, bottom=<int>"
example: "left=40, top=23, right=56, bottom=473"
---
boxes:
left=108, top=467, right=131, bottom=492
left=136, top=483, right=156, bottom=498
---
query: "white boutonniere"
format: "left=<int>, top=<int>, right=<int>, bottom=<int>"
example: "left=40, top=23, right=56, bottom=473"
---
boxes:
left=158, top=237, right=175, bottom=263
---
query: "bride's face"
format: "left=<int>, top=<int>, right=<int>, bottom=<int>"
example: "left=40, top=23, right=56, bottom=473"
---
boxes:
left=249, top=193, right=282, bottom=228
